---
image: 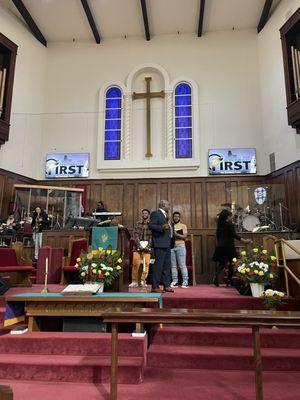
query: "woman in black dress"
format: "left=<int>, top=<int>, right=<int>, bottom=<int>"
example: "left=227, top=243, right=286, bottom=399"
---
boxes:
left=212, top=209, right=251, bottom=287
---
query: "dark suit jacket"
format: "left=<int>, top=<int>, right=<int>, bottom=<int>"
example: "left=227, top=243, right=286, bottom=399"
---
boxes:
left=149, top=210, right=171, bottom=249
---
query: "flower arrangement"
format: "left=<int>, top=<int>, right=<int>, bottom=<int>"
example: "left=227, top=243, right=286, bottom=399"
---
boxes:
left=75, top=245, right=123, bottom=286
left=233, top=246, right=277, bottom=285
left=260, top=289, right=285, bottom=310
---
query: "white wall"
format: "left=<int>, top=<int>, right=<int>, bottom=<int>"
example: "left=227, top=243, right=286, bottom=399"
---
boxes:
left=258, top=0, right=300, bottom=174
left=41, top=29, right=263, bottom=179
left=0, top=5, right=47, bottom=179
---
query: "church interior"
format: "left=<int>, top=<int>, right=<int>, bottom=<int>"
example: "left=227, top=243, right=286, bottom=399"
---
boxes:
left=0, top=0, right=300, bottom=399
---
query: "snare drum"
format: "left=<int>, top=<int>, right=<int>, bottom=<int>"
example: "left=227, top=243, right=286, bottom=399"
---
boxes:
left=242, top=215, right=260, bottom=232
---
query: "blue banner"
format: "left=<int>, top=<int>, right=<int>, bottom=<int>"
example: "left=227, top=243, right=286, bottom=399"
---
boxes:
left=91, top=227, right=118, bottom=250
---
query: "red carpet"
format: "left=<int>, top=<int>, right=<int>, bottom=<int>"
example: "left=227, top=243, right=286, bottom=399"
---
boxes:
left=1, top=369, right=300, bottom=400
left=0, top=284, right=299, bottom=399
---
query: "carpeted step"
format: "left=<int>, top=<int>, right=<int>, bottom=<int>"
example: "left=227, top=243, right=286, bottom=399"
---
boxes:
left=0, top=353, right=144, bottom=384
left=147, top=344, right=300, bottom=371
left=151, top=326, right=300, bottom=348
left=0, top=332, right=147, bottom=357
left=2, top=369, right=300, bottom=400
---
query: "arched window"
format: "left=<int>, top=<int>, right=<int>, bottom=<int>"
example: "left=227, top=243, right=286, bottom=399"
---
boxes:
left=174, top=82, right=192, bottom=158
left=104, top=86, right=122, bottom=160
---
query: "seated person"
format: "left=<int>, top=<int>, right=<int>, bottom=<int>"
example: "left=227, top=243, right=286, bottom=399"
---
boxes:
left=0, top=214, right=20, bottom=242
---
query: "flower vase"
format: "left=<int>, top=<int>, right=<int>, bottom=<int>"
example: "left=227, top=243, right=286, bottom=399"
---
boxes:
left=250, top=283, right=265, bottom=297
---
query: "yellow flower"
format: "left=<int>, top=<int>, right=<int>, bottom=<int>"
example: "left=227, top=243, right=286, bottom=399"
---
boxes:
left=278, top=292, right=285, bottom=297
left=269, top=273, right=274, bottom=279
left=86, top=253, right=93, bottom=260
left=92, top=269, right=97, bottom=274
left=92, top=250, right=98, bottom=256
left=106, top=249, right=112, bottom=255
left=232, top=258, right=237, bottom=263
left=262, top=250, right=267, bottom=254
left=117, top=258, right=122, bottom=263
left=271, top=256, right=276, bottom=261
left=246, top=268, right=250, bottom=272
left=241, top=269, right=246, bottom=274
left=105, top=271, right=110, bottom=276
left=116, top=265, right=122, bottom=270
left=98, top=247, right=103, bottom=252
left=253, top=248, right=258, bottom=253
left=241, top=251, right=246, bottom=256
left=76, top=257, right=81, bottom=262
left=80, top=271, right=86, bottom=277
left=258, top=271, right=264, bottom=276
left=254, top=270, right=258, bottom=274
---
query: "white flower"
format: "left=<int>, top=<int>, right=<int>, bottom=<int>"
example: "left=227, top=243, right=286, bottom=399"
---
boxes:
left=100, top=263, right=106, bottom=268
left=82, top=265, right=88, bottom=271
left=91, top=263, right=97, bottom=268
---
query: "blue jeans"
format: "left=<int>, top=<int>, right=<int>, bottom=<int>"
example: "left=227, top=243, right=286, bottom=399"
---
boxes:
left=171, top=244, right=188, bottom=285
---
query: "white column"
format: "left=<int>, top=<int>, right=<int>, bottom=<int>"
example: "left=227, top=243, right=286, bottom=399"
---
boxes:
left=123, top=94, right=132, bottom=160
left=165, top=90, right=173, bottom=159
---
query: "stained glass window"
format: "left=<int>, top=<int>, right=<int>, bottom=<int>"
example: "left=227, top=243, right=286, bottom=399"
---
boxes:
left=104, top=87, right=122, bottom=160
left=174, top=82, right=192, bottom=158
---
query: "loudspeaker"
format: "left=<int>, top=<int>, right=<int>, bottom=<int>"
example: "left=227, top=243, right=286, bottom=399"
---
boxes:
left=0, top=278, right=10, bottom=295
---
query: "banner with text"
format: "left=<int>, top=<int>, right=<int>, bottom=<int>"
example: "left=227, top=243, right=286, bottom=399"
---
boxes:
left=45, top=153, right=89, bottom=179
left=208, top=148, right=256, bottom=175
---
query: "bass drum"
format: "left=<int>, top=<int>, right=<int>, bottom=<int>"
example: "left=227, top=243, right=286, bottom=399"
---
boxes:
left=242, top=215, right=260, bottom=232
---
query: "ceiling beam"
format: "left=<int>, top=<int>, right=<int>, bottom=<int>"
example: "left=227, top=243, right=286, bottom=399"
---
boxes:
left=81, top=0, right=101, bottom=44
left=197, top=0, right=206, bottom=37
left=257, top=0, right=273, bottom=33
left=140, top=0, right=150, bottom=41
left=11, top=0, right=47, bottom=47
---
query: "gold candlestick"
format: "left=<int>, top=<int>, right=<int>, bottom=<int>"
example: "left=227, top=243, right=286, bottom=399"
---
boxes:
left=41, top=257, right=50, bottom=293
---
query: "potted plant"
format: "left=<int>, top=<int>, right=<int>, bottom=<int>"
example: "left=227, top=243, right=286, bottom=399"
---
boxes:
left=260, top=289, right=286, bottom=310
left=75, top=245, right=123, bottom=291
left=233, top=246, right=277, bottom=297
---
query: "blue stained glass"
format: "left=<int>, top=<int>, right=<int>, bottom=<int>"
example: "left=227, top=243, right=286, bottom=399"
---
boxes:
left=104, top=86, right=122, bottom=160
left=106, top=87, right=121, bottom=98
left=175, top=106, right=191, bottom=117
left=106, top=109, right=121, bottom=119
left=106, top=98, right=122, bottom=109
left=175, top=95, right=191, bottom=106
left=105, top=119, right=121, bottom=130
left=175, top=117, right=192, bottom=128
left=175, top=83, right=191, bottom=95
left=105, top=130, right=121, bottom=141
left=175, top=139, right=192, bottom=158
left=104, top=142, right=120, bottom=160
left=175, top=128, right=192, bottom=138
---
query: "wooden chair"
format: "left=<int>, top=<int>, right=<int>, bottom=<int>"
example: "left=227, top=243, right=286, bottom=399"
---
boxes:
left=0, top=248, right=34, bottom=286
left=60, top=236, right=88, bottom=284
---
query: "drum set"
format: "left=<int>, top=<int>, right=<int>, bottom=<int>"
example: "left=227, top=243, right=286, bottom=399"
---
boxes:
left=220, top=202, right=290, bottom=233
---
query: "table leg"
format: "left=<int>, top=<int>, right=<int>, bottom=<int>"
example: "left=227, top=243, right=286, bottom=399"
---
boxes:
left=110, top=322, right=118, bottom=400
left=28, top=316, right=39, bottom=332
left=252, top=325, right=263, bottom=400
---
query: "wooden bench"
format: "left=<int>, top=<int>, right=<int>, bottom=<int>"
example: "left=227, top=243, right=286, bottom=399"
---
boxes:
left=103, top=307, right=300, bottom=400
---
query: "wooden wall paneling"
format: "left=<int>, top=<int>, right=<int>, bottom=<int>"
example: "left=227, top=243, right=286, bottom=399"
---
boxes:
left=102, top=184, right=124, bottom=223
left=192, top=232, right=202, bottom=282
left=123, top=183, right=135, bottom=228
left=296, top=165, right=300, bottom=226
left=0, top=175, right=5, bottom=215
left=194, top=182, right=204, bottom=229
left=159, top=182, right=169, bottom=204
left=90, top=183, right=102, bottom=213
left=137, top=183, right=158, bottom=217
left=171, top=182, right=192, bottom=227
left=206, top=181, right=226, bottom=228
left=286, top=168, right=296, bottom=225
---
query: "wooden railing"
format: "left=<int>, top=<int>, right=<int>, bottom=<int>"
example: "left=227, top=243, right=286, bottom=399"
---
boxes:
left=103, top=307, right=300, bottom=400
left=275, top=239, right=300, bottom=296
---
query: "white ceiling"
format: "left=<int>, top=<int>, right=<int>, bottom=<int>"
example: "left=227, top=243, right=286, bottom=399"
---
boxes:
left=0, top=0, right=282, bottom=43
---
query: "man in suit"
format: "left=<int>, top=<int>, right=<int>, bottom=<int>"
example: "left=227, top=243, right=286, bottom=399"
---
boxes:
left=149, top=200, right=174, bottom=293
